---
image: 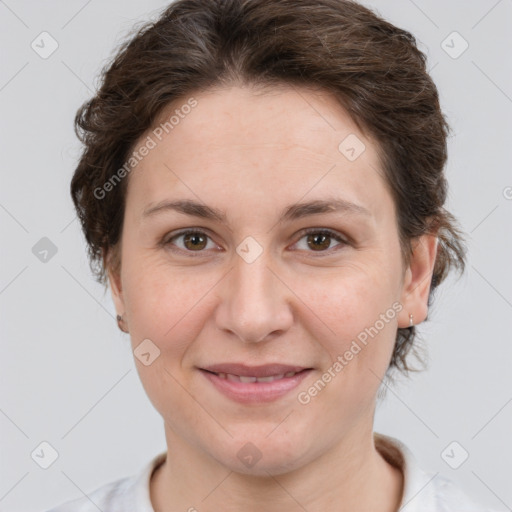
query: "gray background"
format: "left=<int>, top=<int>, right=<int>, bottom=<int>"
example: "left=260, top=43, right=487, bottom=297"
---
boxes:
left=1, top=0, right=511, bottom=510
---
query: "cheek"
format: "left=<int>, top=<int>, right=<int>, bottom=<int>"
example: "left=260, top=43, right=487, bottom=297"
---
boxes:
left=291, top=271, right=399, bottom=416
left=122, top=260, right=222, bottom=354
left=289, top=261, right=401, bottom=402
left=121, top=265, right=216, bottom=424
left=295, top=263, right=398, bottom=340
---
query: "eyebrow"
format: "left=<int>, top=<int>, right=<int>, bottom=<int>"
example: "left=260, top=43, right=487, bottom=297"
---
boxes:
left=142, top=198, right=372, bottom=223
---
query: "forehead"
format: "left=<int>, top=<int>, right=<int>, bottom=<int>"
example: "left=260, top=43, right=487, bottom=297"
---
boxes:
left=126, top=85, right=391, bottom=220
left=147, top=85, right=369, bottom=159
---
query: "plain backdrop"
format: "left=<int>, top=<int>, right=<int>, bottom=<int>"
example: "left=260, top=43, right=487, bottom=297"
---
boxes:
left=1, top=0, right=511, bottom=511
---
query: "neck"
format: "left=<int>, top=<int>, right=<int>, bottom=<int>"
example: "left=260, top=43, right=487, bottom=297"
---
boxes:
left=150, top=425, right=404, bottom=512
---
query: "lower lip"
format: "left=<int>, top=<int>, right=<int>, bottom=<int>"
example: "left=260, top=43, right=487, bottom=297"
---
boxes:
left=199, top=369, right=313, bottom=404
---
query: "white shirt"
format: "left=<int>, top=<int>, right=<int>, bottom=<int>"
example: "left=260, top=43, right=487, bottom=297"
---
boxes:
left=45, top=433, right=498, bottom=511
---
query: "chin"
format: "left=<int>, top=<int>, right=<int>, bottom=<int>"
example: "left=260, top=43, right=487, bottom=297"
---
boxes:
left=227, top=452, right=308, bottom=477
left=210, top=429, right=313, bottom=477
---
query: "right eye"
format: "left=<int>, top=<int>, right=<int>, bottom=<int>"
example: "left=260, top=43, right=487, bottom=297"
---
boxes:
left=163, top=229, right=220, bottom=255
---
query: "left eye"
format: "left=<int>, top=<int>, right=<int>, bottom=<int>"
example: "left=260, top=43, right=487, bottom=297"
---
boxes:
left=292, top=228, right=348, bottom=253
left=164, top=230, right=217, bottom=253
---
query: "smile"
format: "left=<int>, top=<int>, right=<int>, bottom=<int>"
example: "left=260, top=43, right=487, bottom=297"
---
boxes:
left=208, top=370, right=302, bottom=383
left=199, top=366, right=313, bottom=403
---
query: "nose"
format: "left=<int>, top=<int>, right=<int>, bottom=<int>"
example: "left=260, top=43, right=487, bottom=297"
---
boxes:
left=214, top=246, right=294, bottom=343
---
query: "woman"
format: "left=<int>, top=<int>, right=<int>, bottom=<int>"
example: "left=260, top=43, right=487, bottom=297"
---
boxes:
left=46, top=0, right=497, bottom=510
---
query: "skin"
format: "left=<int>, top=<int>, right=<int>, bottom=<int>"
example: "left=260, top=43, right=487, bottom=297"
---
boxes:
left=107, top=84, right=438, bottom=512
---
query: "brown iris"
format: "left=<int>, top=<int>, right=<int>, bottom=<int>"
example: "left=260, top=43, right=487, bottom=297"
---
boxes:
left=183, top=232, right=208, bottom=250
left=307, top=232, right=331, bottom=251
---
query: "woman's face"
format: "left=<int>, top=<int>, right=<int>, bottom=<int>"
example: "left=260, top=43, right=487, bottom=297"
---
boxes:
left=109, top=85, right=436, bottom=474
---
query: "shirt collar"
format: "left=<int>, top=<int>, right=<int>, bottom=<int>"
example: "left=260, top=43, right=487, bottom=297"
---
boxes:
left=374, top=432, right=439, bottom=511
left=133, top=451, right=166, bottom=511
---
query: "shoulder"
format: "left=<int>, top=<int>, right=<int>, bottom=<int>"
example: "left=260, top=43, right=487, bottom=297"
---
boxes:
left=428, top=473, right=498, bottom=512
left=374, top=433, right=499, bottom=512
left=44, top=475, right=134, bottom=512
left=43, top=452, right=166, bottom=512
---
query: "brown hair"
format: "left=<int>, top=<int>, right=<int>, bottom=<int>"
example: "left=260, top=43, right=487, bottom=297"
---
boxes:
left=71, top=0, right=466, bottom=374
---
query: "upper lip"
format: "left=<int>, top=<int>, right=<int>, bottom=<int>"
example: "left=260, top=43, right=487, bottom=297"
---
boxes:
left=200, top=363, right=311, bottom=378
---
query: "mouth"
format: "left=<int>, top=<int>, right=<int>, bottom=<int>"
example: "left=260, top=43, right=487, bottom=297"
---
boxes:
left=198, top=364, right=313, bottom=403
left=205, top=370, right=304, bottom=383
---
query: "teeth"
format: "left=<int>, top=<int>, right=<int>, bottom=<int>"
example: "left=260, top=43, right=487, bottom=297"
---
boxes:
left=256, top=374, right=284, bottom=382
left=239, top=375, right=257, bottom=383
left=215, top=371, right=298, bottom=382
left=256, top=375, right=278, bottom=382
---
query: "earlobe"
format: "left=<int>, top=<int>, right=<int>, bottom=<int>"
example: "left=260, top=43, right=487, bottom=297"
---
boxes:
left=398, top=234, right=439, bottom=328
left=107, top=267, right=130, bottom=333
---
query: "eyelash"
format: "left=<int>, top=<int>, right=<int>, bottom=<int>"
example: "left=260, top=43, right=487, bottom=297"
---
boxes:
left=161, top=227, right=349, bottom=257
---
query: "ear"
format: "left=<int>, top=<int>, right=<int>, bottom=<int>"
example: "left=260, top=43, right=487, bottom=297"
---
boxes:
left=104, top=249, right=126, bottom=316
left=398, top=234, right=439, bottom=328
